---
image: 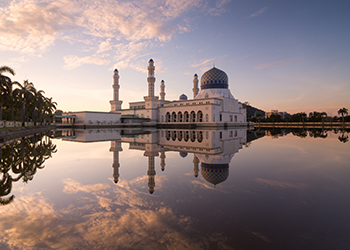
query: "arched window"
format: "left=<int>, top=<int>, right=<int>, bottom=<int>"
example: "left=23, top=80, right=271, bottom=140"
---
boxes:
left=172, top=131, right=176, bottom=141
left=184, top=131, right=189, bottom=141
left=166, top=112, right=171, bottom=122
left=190, top=111, right=196, bottom=122
left=178, top=131, right=183, bottom=141
left=171, top=112, right=177, bottom=122
left=177, top=112, right=183, bottom=122
left=197, top=111, right=203, bottom=122
left=166, top=130, right=170, bottom=140
left=184, top=111, right=189, bottom=122
left=190, top=130, right=196, bottom=142
left=197, top=131, right=203, bottom=143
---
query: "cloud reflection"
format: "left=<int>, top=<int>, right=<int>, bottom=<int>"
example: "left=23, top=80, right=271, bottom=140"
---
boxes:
left=0, top=178, right=211, bottom=249
left=255, top=178, right=307, bottom=189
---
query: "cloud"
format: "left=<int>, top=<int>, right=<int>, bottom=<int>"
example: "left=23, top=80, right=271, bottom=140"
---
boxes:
left=190, top=58, right=216, bottom=68
left=0, top=0, right=76, bottom=54
left=248, top=6, right=268, bottom=18
left=254, top=60, right=302, bottom=70
left=96, top=38, right=112, bottom=54
left=0, top=0, right=231, bottom=70
left=63, top=55, right=110, bottom=70
left=207, top=0, right=231, bottom=16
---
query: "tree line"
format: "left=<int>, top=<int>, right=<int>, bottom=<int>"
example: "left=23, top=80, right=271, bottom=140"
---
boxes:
left=251, top=108, right=349, bottom=123
left=0, top=66, right=57, bottom=126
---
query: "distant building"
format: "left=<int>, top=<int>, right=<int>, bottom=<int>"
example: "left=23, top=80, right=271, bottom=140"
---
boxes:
left=265, top=110, right=291, bottom=119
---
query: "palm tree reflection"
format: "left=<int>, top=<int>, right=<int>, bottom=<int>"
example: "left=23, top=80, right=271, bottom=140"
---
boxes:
left=0, top=132, right=57, bottom=205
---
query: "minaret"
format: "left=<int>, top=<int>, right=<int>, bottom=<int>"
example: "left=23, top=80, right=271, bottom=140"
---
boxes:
left=193, top=154, right=199, bottom=177
left=192, top=74, right=199, bottom=98
left=110, top=69, right=123, bottom=111
left=160, top=80, right=165, bottom=101
left=144, top=59, right=159, bottom=120
left=148, top=59, right=155, bottom=97
left=160, top=151, right=166, bottom=171
left=109, top=141, right=123, bottom=184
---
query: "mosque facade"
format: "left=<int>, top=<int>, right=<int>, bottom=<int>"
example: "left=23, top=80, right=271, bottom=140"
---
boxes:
left=111, top=59, right=248, bottom=127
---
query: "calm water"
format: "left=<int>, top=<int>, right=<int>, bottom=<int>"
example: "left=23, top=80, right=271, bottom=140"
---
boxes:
left=0, top=128, right=349, bottom=250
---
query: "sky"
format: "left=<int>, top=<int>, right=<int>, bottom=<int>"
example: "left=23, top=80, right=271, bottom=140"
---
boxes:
left=1, top=0, right=350, bottom=116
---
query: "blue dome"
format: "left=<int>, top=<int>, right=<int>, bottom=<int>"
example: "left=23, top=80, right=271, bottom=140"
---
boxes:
left=179, top=152, right=188, bottom=158
left=149, top=58, right=154, bottom=62
left=179, top=94, right=188, bottom=101
left=201, top=163, right=229, bottom=185
left=200, top=67, right=228, bottom=90
left=114, top=69, right=118, bottom=72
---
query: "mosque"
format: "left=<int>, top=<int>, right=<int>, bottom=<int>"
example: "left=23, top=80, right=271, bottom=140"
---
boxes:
left=60, top=59, right=249, bottom=128
left=111, top=59, right=248, bottom=127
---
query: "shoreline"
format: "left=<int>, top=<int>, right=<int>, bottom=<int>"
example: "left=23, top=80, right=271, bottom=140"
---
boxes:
left=254, top=122, right=350, bottom=129
left=0, top=125, right=56, bottom=143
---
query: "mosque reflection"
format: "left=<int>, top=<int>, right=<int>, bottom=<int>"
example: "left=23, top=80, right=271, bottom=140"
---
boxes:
left=59, top=128, right=260, bottom=194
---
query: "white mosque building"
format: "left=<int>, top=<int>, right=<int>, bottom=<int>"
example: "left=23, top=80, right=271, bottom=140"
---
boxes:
left=112, top=59, right=248, bottom=127
left=61, top=59, right=249, bottom=128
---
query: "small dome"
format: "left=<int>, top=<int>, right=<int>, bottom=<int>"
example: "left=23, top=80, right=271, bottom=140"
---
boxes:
left=179, top=94, right=187, bottom=101
left=194, top=73, right=198, bottom=77
left=201, top=163, right=229, bottom=185
left=201, top=67, right=228, bottom=90
left=114, top=69, right=118, bottom=72
left=149, top=58, right=154, bottom=62
left=179, top=152, right=188, bottom=158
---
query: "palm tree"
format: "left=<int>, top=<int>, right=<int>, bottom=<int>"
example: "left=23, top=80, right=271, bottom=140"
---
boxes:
left=32, top=90, right=45, bottom=125
left=0, top=66, right=15, bottom=120
left=43, top=97, right=57, bottom=124
left=338, top=108, right=348, bottom=123
left=13, top=80, right=35, bottom=126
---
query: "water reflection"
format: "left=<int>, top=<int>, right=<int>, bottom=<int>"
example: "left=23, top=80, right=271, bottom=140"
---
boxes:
left=1, top=128, right=349, bottom=249
left=59, top=128, right=256, bottom=194
left=0, top=133, right=57, bottom=205
left=257, top=127, right=350, bottom=142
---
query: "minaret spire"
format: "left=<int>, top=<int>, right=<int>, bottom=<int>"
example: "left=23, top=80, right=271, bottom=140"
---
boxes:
left=160, top=80, right=165, bottom=101
left=192, top=74, right=199, bottom=98
left=147, top=59, right=155, bottom=97
left=110, top=69, right=123, bottom=111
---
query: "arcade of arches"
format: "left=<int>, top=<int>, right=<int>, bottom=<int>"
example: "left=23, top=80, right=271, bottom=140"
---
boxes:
left=163, top=111, right=205, bottom=123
